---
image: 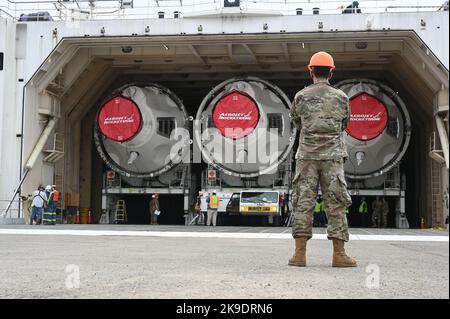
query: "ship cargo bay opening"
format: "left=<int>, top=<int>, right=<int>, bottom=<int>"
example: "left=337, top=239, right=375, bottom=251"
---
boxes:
left=0, top=7, right=448, bottom=229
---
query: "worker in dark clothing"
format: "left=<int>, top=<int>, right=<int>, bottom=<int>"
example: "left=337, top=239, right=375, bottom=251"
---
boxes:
left=343, top=1, right=361, bottom=13
left=150, top=193, right=160, bottom=225
left=358, top=197, right=369, bottom=227
left=279, top=194, right=287, bottom=226
left=30, top=185, right=47, bottom=225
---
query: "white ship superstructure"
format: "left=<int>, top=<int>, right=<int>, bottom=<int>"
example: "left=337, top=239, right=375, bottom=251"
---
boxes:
left=0, top=0, right=448, bottom=227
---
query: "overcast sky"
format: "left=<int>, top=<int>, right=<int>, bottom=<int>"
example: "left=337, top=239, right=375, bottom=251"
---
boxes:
left=1, top=0, right=448, bottom=19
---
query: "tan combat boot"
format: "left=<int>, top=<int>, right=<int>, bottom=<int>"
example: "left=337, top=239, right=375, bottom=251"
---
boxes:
left=288, top=237, right=308, bottom=267
left=332, top=239, right=357, bottom=267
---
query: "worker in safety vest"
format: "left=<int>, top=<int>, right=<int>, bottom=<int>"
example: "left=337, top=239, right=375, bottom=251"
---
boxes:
left=358, top=197, right=369, bottom=227
left=206, top=191, right=219, bottom=226
left=43, top=185, right=59, bottom=225
left=313, top=196, right=326, bottom=227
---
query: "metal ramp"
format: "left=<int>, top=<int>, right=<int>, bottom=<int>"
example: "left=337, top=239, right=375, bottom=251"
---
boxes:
left=113, top=200, right=127, bottom=224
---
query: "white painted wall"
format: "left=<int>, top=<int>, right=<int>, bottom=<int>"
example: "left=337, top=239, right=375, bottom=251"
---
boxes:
left=11, top=11, right=450, bottom=84
left=0, top=17, right=20, bottom=217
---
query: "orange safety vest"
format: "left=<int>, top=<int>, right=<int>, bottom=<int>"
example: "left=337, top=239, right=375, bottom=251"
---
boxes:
left=209, top=195, right=219, bottom=209
left=52, top=191, right=60, bottom=202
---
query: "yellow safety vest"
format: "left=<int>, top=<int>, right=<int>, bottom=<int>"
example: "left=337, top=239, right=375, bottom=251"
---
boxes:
left=209, top=195, right=219, bottom=209
left=359, top=201, right=368, bottom=213
left=314, top=202, right=322, bottom=213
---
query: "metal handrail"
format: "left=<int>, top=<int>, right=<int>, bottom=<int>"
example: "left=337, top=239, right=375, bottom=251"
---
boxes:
left=0, top=0, right=446, bottom=22
left=0, top=198, right=22, bottom=218
left=0, top=8, right=16, bottom=20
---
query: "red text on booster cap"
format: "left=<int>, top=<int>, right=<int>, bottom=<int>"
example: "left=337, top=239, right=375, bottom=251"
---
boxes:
left=346, top=92, right=388, bottom=141
left=97, top=96, right=142, bottom=142
left=212, top=90, right=260, bottom=139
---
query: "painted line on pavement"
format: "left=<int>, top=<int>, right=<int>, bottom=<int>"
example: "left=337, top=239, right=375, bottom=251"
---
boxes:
left=0, top=228, right=448, bottom=242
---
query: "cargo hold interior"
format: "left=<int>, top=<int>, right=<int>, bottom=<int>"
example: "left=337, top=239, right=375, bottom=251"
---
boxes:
left=23, top=33, right=447, bottom=226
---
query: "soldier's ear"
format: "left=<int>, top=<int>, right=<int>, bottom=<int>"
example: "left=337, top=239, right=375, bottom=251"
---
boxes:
left=328, top=70, right=334, bottom=80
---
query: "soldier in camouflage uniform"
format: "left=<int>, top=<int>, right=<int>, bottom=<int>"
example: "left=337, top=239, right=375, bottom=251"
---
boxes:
left=381, top=197, right=389, bottom=228
left=372, top=196, right=383, bottom=228
left=288, top=51, right=357, bottom=267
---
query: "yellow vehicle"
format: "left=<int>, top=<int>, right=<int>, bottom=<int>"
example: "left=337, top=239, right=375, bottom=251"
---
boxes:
left=239, top=191, right=280, bottom=216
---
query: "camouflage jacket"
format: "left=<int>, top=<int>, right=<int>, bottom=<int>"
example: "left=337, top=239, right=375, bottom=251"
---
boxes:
left=291, top=81, right=350, bottom=160
left=150, top=199, right=160, bottom=213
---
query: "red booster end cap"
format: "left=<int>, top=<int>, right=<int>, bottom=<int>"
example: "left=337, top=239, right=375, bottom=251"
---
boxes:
left=97, top=96, right=142, bottom=142
left=346, top=92, right=388, bottom=141
left=212, top=90, right=259, bottom=139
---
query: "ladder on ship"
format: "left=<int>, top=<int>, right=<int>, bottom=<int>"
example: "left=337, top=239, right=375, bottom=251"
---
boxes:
left=113, top=200, right=127, bottom=224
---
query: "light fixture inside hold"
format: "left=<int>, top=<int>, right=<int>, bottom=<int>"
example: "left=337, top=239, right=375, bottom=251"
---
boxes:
left=162, top=44, right=169, bottom=51
left=356, top=151, right=365, bottom=166
left=127, top=151, right=139, bottom=165
left=122, top=46, right=133, bottom=53
left=355, top=42, right=368, bottom=49
left=120, top=0, right=134, bottom=9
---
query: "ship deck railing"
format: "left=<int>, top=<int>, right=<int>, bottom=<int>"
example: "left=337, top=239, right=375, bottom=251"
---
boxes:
left=0, top=0, right=447, bottom=22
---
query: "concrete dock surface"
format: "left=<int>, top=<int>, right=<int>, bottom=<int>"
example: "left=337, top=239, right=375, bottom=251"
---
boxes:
left=0, top=225, right=448, bottom=299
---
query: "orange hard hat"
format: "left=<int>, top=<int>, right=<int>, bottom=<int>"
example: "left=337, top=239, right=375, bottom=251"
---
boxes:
left=307, top=51, right=335, bottom=71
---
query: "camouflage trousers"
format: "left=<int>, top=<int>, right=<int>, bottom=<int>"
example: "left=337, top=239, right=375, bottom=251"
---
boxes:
left=382, top=211, right=388, bottom=228
left=292, top=159, right=352, bottom=242
left=372, top=210, right=382, bottom=227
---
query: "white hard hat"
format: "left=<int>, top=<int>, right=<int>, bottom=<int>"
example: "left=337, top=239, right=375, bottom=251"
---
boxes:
left=45, top=185, right=52, bottom=191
